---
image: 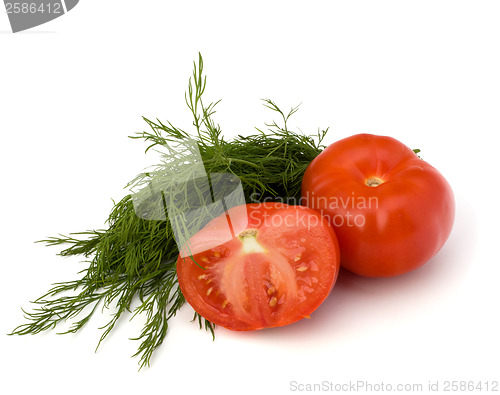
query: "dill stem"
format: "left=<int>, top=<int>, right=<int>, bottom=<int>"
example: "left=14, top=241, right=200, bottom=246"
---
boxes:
left=226, top=157, right=261, bottom=168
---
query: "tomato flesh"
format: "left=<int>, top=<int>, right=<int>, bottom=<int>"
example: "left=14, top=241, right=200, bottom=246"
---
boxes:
left=301, top=133, right=455, bottom=277
left=176, top=203, right=340, bottom=331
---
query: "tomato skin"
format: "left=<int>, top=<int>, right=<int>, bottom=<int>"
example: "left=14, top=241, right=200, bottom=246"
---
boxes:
left=301, top=134, right=454, bottom=277
left=176, top=203, right=340, bottom=331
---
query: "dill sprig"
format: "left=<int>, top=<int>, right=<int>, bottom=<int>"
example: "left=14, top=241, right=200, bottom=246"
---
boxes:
left=10, top=53, right=328, bottom=369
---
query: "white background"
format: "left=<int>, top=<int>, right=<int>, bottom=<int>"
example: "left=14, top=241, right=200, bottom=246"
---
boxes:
left=1, top=1, right=499, bottom=394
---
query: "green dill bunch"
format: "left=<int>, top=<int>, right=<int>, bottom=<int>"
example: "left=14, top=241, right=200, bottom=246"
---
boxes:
left=139, top=105, right=327, bottom=204
left=10, top=53, right=329, bottom=369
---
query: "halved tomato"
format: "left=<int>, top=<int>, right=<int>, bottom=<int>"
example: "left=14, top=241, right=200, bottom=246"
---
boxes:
left=176, top=202, right=340, bottom=331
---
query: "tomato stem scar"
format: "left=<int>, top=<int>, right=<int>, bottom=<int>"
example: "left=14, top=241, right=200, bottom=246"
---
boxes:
left=238, top=229, right=268, bottom=254
left=365, top=176, right=384, bottom=187
left=238, top=229, right=258, bottom=238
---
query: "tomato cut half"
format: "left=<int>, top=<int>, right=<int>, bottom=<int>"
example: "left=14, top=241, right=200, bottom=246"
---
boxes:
left=176, top=203, right=340, bottom=331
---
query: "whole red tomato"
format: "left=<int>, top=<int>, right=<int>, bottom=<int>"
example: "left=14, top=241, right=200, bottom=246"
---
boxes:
left=177, top=203, right=340, bottom=330
left=301, top=134, right=454, bottom=277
